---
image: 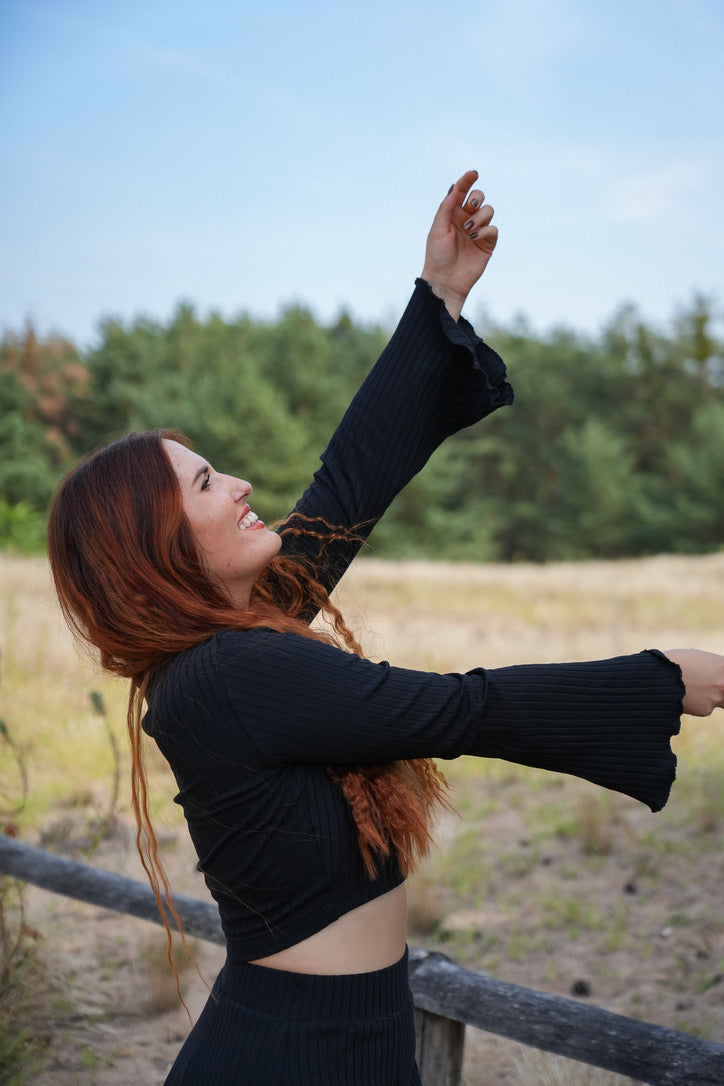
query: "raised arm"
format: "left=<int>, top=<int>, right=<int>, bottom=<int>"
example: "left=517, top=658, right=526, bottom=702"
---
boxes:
left=279, top=172, right=513, bottom=601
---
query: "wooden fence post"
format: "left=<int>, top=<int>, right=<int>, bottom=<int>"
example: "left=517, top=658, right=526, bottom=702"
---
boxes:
left=414, top=1006, right=465, bottom=1086
left=408, top=947, right=724, bottom=1086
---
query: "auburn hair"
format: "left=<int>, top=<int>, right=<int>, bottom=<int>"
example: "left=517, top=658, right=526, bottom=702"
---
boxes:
left=47, top=430, right=451, bottom=950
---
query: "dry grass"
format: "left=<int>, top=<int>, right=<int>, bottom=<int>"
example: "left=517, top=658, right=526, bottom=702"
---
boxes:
left=139, top=932, right=200, bottom=1015
left=486, top=1043, right=645, bottom=1085
left=336, top=551, right=724, bottom=670
left=0, top=553, right=181, bottom=831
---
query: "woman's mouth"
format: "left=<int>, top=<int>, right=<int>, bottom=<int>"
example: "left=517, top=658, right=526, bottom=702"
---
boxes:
left=238, top=510, right=263, bottom=530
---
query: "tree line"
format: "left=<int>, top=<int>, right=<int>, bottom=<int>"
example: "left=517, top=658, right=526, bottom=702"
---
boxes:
left=1, top=294, right=723, bottom=561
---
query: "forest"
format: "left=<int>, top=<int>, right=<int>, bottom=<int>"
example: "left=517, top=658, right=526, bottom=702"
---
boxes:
left=1, top=293, right=723, bottom=561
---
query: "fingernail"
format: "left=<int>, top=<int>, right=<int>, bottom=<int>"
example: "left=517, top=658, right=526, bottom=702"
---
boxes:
left=464, top=219, right=475, bottom=231
left=469, top=231, right=479, bottom=240
left=469, top=198, right=479, bottom=209
left=447, top=185, right=454, bottom=194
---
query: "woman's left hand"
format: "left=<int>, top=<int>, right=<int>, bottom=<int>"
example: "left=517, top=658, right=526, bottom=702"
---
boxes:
left=421, top=169, right=498, bottom=321
left=663, top=648, right=724, bottom=716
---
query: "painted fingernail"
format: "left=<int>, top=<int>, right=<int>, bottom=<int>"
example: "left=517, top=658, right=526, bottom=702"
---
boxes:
left=464, top=219, right=475, bottom=231
left=447, top=185, right=454, bottom=194
left=469, top=231, right=479, bottom=240
left=469, top=198, right=479, bottom=209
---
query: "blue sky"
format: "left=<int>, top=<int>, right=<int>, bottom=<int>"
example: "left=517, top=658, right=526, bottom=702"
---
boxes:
left=2, top=0, right=723, bottom=346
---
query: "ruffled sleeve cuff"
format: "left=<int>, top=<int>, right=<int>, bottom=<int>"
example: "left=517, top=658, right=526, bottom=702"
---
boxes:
left=414, top=278, right=514, bottom=427
left=479, top=649, right=683, bottom=813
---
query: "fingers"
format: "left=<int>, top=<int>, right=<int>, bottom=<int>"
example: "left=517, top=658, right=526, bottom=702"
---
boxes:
left=444, top=171, right=496, bottom=238
left=461, top=201, right=498, bottom=254
left=463, top=188, right=485, bottom=212
left=438, top=170, right=480, bottom=217
left=449, top=171, right=488, bottom=213
left=449, top=169, right=479, bottom=202
left=471, top=224, right=499, bottom=255
left=462, top=202, right=495, bottom=241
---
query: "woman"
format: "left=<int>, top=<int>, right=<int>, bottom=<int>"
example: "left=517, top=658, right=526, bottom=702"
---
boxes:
left=48, top=172, right=724, bottom=1085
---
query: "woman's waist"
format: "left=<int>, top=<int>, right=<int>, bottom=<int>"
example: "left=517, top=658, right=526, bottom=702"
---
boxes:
left=248, top=883, right=408, bottom=976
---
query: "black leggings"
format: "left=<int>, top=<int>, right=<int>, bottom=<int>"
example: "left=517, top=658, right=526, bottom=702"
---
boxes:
left=164, top=948, right=420, bottom=1085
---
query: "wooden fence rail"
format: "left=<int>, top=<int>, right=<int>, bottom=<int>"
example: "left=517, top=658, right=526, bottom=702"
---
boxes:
left=2, top=835, right=723, bottom=1086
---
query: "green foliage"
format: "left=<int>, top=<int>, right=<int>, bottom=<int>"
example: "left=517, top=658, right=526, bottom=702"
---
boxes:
left=1, top=294, right=723, bottom=560
left=0, top=501, right=47, bottom=554
left=0, top=325, right=86, bottom=552
left=73, top=302, right=386, bottom=518
left=0, top=373, right=59, bottom=511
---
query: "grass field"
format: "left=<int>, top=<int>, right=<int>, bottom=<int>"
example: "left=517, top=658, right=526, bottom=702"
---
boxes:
left=2, top=551, right=724, bottom=1083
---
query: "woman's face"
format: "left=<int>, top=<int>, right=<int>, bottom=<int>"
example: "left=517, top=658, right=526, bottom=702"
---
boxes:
left=163, top=439, right=282, bottom=607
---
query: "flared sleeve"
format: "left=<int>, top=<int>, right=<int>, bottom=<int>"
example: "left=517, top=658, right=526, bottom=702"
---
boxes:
left=479, top=649, right=684, bottom=811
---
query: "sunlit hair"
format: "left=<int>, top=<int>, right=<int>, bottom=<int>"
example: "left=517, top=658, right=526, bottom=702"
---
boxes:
left=47, top=431, right=451, bottom=979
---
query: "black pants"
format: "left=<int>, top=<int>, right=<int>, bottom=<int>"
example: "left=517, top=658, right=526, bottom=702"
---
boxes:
left=164, top=948, right=420, bottom=1085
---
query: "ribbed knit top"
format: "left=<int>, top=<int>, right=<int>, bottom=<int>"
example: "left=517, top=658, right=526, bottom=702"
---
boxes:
left=144, top=280, right=684, bottom=963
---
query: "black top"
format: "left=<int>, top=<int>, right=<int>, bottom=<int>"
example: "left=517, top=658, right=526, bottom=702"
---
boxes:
left=144, top=280, right=683, bottom=963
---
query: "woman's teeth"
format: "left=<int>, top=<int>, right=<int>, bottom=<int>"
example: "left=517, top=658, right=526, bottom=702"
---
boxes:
left=238, top=511, right=259, bottom=529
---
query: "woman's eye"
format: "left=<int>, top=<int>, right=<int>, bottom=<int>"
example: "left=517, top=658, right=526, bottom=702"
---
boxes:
left=201, top=471, right=211, bottom=491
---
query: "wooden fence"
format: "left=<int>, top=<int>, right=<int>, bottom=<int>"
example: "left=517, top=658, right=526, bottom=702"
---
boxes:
left=2, top=835, right=723, bottom=1085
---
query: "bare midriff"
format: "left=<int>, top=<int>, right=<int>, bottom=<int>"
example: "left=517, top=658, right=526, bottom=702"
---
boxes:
left=249, top=883, right=408, bottom=975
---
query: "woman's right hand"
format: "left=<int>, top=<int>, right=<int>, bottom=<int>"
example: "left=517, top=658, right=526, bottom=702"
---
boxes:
left=663, top=648, right=724, bottom=716
left=421, top=169, right=498, bottom=321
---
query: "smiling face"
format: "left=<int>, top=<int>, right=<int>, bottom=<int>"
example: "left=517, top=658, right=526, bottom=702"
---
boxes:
left=163, top=439, right=282, bottom=608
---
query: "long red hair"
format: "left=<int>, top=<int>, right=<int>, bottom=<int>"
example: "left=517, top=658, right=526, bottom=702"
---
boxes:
left=47, top=431, right=450, bottom=937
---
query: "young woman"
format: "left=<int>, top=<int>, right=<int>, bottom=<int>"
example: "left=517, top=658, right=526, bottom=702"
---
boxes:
left=48, top=172, right=724, bottom=1085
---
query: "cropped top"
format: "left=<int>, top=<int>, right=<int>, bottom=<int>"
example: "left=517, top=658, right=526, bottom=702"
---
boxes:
left=143, top=280, right=684, bottom=963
